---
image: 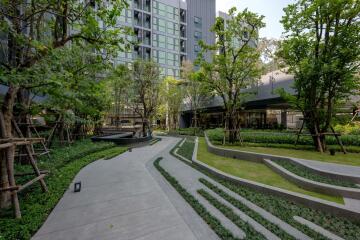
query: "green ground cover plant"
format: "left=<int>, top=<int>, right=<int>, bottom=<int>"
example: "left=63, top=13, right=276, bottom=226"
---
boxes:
left=176, top=138, right=195, bottom=160
left=197, top=138, right=343, bottom=203
left=199, top=178, right=295, bottom=239
left=198, top=189, right=265, bottom=239
left=153, top=157, right=239, bottom=240
left=0, top=141, right=127, bottom=240
left=172, top=138, right=360, bottom=239
left=271, top=159, right=359, bottom=188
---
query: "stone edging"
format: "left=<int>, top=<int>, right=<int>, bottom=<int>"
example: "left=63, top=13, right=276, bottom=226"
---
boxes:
left=193, top=137, right=360, bottom=221
left=264, top=159, right=360, bottom=199
left=204, top=133, right=360, bottom=184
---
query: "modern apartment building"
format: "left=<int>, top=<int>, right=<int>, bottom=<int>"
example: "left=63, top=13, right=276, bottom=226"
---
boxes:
left=114, top=0, right=216, bottom=78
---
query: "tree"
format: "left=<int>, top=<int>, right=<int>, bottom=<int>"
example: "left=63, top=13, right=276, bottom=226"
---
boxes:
left=0, top=0, right=129, bottom=209
left=107, top=64, right=132, bottom=127
left=160, top=77, right=185, bottom=130
left=182, top=60, right=207, bottom=130
left=43, top=46, right=113, bottom=142
left=130, top=60, right=161, bottom=137
left=278, top=0, right=360, bottom=152
left=258, top=38, right=282, bottom=74
left=198, top=7, right=265, bottom=143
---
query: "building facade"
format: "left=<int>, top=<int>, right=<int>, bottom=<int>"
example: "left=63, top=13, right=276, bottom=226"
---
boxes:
left=114, top=0, right=216, bottom=78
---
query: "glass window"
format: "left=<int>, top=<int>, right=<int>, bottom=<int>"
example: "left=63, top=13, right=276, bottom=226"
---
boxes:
left=194, top=16, right=202, bottom=28
left=194, top=45, right=201, bottom=53
left=194, top=31, right=202, bottom=40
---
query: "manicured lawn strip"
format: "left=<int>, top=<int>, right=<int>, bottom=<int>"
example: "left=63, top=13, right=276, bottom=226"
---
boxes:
left=197, top=138, right=343, bottom=204
left=207, top=128, right=360, bottom=147
left=271, top=159, right=359, bottom=188
left=171, top=139, right=360, bottom=239
left=153, top=157, right=240, bottom=240
left=177, top=139, right=195, bottom=160
left=199, top=178, right=295, bottom=240
left=0, top=143, right=127, bottom=240
left=221, top=144, right=360, bottom=166
left=198, top=189, right=265, bottom=239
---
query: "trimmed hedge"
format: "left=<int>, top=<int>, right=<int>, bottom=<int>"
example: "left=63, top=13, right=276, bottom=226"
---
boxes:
left=199, top=178, right=295, bottom=240
left=0, top=143, right=127, bottom=240
left=272, top=159, right=359, bottom=188
left=172, top=138, right=360, bottom=240
left=169, top=128, right=204, bottom=137
left=207, top=128, right=360, bottom=147
left=198, top=189, right=265, bottom=239
left=153, top=157, right=240, bottom=240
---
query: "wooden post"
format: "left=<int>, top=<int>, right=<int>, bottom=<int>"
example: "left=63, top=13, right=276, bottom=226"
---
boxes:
left=295, top=119, right=305, bottom=146
left=6, top=145, right=21, bottom=218
left=330, top=126, right=347, bottom=154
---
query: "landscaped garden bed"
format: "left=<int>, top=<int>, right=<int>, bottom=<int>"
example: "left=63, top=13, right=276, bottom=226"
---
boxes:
left=153, top=157, right=240, bottom=240
left=0, top=140, right=127, bottom=240
left=197, top=138, right=342, bottom=203
left=172, top=138, right=360, bottom=240
left=206, top=129, right=360, bottom=166
left=271, top=159, right=359, bottom=188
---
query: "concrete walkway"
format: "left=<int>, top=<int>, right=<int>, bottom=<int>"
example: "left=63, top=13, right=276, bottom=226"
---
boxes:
left=32, top=137, right=216, bottom=240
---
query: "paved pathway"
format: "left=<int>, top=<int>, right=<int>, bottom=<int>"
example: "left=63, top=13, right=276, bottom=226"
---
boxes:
left=32, top=137, right=216, bottom=240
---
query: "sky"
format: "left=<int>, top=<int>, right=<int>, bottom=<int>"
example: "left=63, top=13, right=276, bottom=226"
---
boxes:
left=216, top=0, right=294, bottom=39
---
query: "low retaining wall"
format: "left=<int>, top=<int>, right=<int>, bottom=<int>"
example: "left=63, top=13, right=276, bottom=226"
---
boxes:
left=204, top=133, right=360, bottom=184
left=91, top=134, right=152, bottom=145
left=194, top=137, right=360, bottom=221
left=264, top=159, right=360, bottom=200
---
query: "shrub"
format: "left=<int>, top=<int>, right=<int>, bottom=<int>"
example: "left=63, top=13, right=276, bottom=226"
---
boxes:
left=207, top=128, right=360, bottom=147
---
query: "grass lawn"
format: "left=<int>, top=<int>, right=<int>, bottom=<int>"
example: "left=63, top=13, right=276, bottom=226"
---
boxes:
left=197, top=138, right=343, bottom=204
left=220, top=144, right=360, bottom=166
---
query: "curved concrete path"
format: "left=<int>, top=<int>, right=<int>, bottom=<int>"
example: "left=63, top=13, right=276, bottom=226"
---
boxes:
left=32, top=137, right=217, bottom=240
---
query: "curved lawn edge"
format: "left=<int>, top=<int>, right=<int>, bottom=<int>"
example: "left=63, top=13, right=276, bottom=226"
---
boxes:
left=204, top=132, right=360, bottom=184
left=194, top=137, right=360, bottom=221
left=0, top=145, right=127, bottom=240
left=264, top=159, right=360, bottom=199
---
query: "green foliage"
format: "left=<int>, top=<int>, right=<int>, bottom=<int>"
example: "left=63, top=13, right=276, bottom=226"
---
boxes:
left=197, top=7, right=266, bottom=142
left=169, top=128, right=204, bottom=137
left=207, top=128, right=360, bottom=147
left=272, top=159, right=358, bottom=188
left=278, top=0, right=360, bottom=150
left=153, top=157, right=240, bottom=240
left=198, top=189, right=265, bottom=239
left=334, top=123, right=360, bottom=135
left=176, top=139, right=195, bottom=160
left=199, top=179, right=295, bottom=240
left=0, top=141, right=127, bottom=240
left=130, top=60, right=162, bottom=135
left=171, top=138, right=360, bottom=239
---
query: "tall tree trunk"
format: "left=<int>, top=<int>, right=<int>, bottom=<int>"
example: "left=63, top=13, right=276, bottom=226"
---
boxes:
left=0, top=85, right=19, bottom=209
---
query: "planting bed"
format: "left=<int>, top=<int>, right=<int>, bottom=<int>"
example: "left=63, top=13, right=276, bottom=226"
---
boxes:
left=271, top=158, right=359, bottom=188
left=172, top=138, right=360, bottom=240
